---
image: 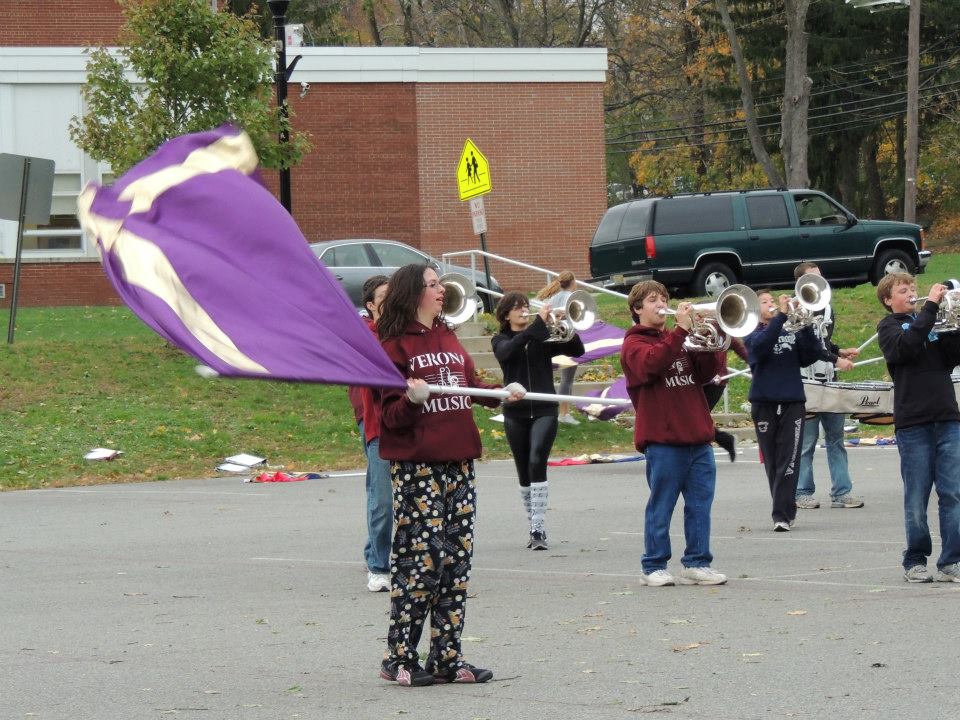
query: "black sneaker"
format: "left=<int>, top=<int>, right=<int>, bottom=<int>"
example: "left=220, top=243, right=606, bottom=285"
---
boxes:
left=380, top=660, right=435, bottom=687
left=430, top=662, right=493, bottom=684
left=530, top=530, right=548, bottom=551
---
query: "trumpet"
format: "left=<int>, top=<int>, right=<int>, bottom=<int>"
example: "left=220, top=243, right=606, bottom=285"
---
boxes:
left=439, top=272, right=479, bottom=324
left=659, top=284, right=761, bottom=352
left=910, top=279, right=960, bottom=334
left=783, top=273, right=831, bottom=332
left=525, top=290, right=598, bottom=342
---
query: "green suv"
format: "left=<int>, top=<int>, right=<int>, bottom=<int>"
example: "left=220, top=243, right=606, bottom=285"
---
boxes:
left=588, top=189, right=930, bottom=296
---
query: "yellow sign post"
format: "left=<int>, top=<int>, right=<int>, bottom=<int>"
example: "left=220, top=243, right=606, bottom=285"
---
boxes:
left=456, top=139, right=491, bottom=201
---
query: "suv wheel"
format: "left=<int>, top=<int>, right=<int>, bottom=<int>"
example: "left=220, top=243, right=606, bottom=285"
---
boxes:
left=871, top=249, right=913, bottom=284
left=693, top=262, right=736, bottom=298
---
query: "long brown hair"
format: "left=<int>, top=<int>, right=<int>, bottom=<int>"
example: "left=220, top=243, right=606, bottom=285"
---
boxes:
left=378, top=263, right=429, bottom=341
left=536, top=270, right=576, bottom=301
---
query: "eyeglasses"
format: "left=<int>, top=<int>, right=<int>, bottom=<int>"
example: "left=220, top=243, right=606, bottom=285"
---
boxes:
left=423, top=280, right=443, bottom=290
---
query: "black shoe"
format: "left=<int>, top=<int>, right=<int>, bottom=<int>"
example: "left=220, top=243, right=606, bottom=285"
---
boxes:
left=429, top=662, right=493, bottom=684
left=380, top=660, right=435, bottom=687
left=715, top=430, right=736, bottom=462
left=530, top=530, right=548, bottom=551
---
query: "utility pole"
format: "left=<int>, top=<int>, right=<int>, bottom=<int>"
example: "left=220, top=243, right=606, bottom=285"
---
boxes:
left=904, top=0, right=920, bottom=224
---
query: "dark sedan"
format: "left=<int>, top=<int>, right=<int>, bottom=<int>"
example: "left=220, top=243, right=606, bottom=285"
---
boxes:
left=309, top=239, right=502, bottom=312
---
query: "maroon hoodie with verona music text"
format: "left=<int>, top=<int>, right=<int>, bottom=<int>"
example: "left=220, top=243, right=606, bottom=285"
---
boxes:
left=620, top=324, right=721, bottom=451
left=378, top=319, right=501, bottom=462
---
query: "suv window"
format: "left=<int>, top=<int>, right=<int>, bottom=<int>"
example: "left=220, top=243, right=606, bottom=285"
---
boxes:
left=592, top=202, right=629, bottom=245
left=794, top=194, right=847, bottom=226
left=321, top=243, right=368, bottom=267
left=372, top=242, right=427, bottom=267
left=746, top=195, right=790, bottom=229
left=653, top=196, right=734, bottom=235
left=618, top=200, right=652, bottom=240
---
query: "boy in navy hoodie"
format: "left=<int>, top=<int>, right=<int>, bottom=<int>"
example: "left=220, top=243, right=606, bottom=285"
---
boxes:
left=745, top=291, right=824, bottom=531
left=621, top=280, right=727, bottom=587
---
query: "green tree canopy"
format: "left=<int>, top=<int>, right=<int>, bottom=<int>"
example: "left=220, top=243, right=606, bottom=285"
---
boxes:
left=70, top=0, right=310, bottom=175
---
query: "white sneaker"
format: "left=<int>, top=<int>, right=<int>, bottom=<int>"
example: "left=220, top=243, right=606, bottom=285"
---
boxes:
left=903, top=565, right=933, bottom=583
left=935, top=562, right=960, bottom=583
left=773, top=521, right=791, bottom=532
left=367, top=571, right=390, bottom=592
left=558, top=413, right=580, bottom=426
left=639, top=569, right=675, bottom=587
left=678, top=566, right=728, bottom=585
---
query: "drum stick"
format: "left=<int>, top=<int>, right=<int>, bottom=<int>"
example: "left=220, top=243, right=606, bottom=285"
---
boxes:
left=717, top=367, right=752, bottom=382
left=856, top=333, right=878, bottom=353
left=852, top=356, right=885, bottom=368
left=426, top=384, right=633, bottom=407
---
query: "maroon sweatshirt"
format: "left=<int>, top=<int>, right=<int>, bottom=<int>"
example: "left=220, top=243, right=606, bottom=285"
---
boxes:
left=620, top=324, right=722, bottom=451
left=378, top=319, right=500, bottom=462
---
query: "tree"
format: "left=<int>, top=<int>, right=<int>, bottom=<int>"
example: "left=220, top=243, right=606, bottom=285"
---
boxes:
left=70, top=0, right=311, bottom=174
left=225, top=0, right=348, bottom=45
left=714, top=0, right=784, bottom=188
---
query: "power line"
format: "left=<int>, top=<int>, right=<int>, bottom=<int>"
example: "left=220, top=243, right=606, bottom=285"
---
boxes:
left=608, top=54, right=960, bottom=136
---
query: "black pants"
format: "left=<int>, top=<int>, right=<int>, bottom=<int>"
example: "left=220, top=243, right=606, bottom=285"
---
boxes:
left=504, top=415, right=559, bottom=487
left=751, top=401, right=806, bottom=524
left=385, top=460, right=475, bottom=673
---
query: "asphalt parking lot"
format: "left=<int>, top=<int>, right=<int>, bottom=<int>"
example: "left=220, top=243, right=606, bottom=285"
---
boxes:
left=2, top=444, right=957, bottom=719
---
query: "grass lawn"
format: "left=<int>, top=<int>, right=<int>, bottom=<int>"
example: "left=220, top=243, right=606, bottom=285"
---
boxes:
left=3, top=253, right=956, bottom=490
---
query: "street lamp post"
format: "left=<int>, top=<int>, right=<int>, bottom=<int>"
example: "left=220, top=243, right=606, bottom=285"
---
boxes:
left=267, top=0, right=300, bottom=214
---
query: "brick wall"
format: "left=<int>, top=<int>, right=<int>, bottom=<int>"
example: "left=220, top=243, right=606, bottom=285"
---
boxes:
left=415, top=83, right=606, bottom=292
left=280, top=83, right=420, bottom=246
left=0, top=1, right=124, bottom=46
left=0, top=262, right=119, bottom=308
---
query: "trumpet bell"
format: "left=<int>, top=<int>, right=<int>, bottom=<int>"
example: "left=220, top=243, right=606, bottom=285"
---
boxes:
left=715, top=284, right=761, bottom=338
left=564, top=290, right=597, bottom=332
left=439, top=272, right=478, bottom=324
left=795, top=273, right=831, bottom=312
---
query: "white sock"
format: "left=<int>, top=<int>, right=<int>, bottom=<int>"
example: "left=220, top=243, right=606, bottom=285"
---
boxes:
left=519, top=486, right=532, bottom=527
left=529, top=481, right=548, bottom=534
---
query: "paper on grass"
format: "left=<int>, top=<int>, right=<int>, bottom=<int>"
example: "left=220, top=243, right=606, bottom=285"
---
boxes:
left=223, top=453, right=266, bottom=467
left=85, top=448, right=123, bottom=461
left=217, top=462, right=254, bottom=473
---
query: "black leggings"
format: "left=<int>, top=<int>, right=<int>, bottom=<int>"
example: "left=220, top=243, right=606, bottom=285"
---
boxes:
left=504, top=415, right=559, bottom=487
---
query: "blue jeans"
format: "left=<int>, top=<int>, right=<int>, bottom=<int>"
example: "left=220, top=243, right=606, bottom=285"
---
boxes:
left=641, top=444, right=716, bottom=573
left=895, top=422, right=960, bottom=571
left=359, top=421, right=393, bottom=574
left=796, top=412, right=852, bottom=500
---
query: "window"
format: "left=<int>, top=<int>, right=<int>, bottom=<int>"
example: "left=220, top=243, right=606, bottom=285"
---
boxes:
left=653, top=196, right=734, bottom=235
left=618, top=201, right=652, bottom=241
left=372, top=243, right=427, bottom=267
left=592, top=202, right=628, bottom=246
left=321, top=243, right=368, bottom=267
left=23, top=173, right=82, bottom=251
left=794, top=194, right=846, bottom=226
left=746, top=196, right=790, bottom=230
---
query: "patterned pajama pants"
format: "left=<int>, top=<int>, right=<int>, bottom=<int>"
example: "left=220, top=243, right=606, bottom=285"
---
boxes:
left=384, top=460, right=476, bottom=673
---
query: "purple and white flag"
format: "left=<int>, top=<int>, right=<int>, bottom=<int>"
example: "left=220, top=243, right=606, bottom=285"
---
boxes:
left=553, top=320, right=625, bottom=368
left=77, top=125, right=406, bottom=389
left=576, top=376, right=630, bottom=421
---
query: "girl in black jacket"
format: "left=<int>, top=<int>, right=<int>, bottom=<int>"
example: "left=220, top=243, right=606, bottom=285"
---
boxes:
left=492, top=291, right=585, bottom=550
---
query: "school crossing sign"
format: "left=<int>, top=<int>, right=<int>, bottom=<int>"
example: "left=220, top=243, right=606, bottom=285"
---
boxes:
left=456, top=139, right=491, bottom=201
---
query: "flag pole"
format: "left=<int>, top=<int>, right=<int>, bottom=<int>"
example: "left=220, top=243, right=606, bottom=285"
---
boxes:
left=425, top=384, right=632, bottom=407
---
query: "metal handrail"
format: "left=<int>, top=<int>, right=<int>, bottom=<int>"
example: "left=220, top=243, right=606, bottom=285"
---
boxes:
left=441, top=249, right=629, bottom=300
